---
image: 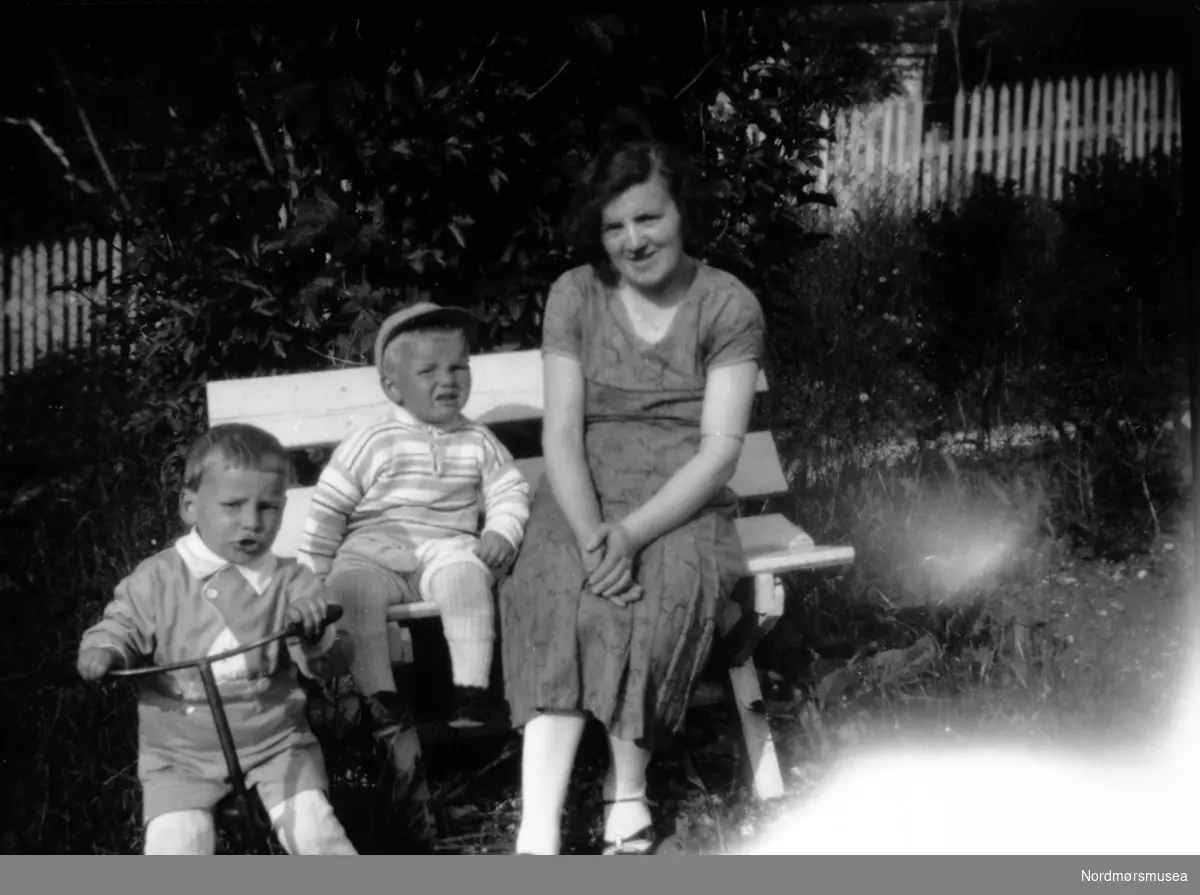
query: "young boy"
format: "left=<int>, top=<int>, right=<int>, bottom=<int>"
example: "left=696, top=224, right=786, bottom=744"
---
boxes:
left=296, top=302, right=530, bottom=750
left=77, top=423, right=358, bottom=855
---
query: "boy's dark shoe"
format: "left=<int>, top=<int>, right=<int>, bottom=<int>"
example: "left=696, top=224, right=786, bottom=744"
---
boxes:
left=363, top=689, right=414, bottom=733
left=447, top=684, right=492, bottom=729
left=364, top=690, right=427, bottom=803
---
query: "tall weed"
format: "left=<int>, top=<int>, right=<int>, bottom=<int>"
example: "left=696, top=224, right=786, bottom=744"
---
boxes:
left=0, top=350, right=191, bottom=852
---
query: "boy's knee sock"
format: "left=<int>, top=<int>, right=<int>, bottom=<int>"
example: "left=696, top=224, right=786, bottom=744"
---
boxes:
left=144, top=810, right=216, bottom=855
left=270, top=789, right=359, bottom=855
left=326, top=567, right=395, bottom=697
left=425, top=562, right=494, bottom=689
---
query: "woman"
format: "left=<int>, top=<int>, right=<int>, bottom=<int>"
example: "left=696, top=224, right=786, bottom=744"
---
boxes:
left=499, top=124, right=766, bottom=855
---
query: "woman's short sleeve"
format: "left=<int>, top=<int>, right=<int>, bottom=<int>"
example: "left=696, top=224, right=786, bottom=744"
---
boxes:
left=541, top=270, right=586, bottom=361
left=702, top=278, right=767, bottom=371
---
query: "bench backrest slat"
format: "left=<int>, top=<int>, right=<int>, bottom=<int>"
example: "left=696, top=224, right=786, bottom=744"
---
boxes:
left=205, top=348, right=789, bottom=505
left=208, top=350, right=768, bottom=448
left=208, top=350, right=557, bottom=447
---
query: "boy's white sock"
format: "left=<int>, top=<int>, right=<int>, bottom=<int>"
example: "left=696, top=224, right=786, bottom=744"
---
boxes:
left=425, top=562, right=494, bottom=688
left=326, top=566, right=396, bottom=696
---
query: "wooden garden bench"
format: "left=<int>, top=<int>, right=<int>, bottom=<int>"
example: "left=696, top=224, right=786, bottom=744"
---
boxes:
left=206, top=348, right=855, bottom=801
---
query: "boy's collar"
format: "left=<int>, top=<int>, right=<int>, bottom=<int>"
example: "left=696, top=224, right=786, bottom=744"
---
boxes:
left=174, top=528, right=278, bottom=596
left=391, top=403, right=467, bottom=432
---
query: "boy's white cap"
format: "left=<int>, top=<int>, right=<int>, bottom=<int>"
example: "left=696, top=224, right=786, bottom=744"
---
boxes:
left=373, top=302, right=480, bottom=370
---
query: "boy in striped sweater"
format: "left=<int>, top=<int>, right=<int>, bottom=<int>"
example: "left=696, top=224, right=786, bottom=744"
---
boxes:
left=297, top=303, right=530, bottom=749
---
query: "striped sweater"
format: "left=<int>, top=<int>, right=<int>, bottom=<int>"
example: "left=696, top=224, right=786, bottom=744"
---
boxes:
left=297, top=404, right=531, bottom=578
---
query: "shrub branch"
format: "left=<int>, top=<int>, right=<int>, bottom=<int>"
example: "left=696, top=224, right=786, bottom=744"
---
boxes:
left=527, top=60, right=570, bottom=100
left=236, top=81, right=276, bottom=177
left=280, top=123, right=300, bottom=223
left=49, top=46, right=136, bottom=223
left=675, top=53, right=720, bottom=100
left=0, top=115, right=96, bottom=198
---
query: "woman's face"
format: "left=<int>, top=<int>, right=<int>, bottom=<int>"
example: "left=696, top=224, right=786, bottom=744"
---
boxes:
left=600, top=174, right=685, bottom=293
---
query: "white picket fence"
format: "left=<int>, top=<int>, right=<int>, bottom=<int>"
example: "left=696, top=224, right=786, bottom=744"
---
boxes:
left=812, top=67, right=1182, bottom=227
left=1, top=235, right=127, bottom=377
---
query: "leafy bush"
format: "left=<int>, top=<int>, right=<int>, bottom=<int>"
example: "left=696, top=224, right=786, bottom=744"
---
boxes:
left=22, top=13, right=906, bottom=395
left=765, top=147, right=1186, bottom=560
left=0, top=13, right=909, bottom=477
left=762, top=201, right=935, bottom=509
left=915, top=175, right=1063, bottom=430
left=1040, top=149, right=1187, bottom=550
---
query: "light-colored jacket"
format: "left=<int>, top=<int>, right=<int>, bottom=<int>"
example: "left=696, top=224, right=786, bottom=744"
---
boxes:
left=80, top=530, right=343, bottom=779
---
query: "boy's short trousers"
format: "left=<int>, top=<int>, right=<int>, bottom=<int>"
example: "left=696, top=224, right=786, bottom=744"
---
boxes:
left=140, top=739, right=329, bottom=823
left=330, top=534, right=494, bottom=604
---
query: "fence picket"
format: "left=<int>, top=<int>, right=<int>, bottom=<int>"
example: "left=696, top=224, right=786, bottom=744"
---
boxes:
left=1082, top=76, right=1096, bottom=162
left=909, top=89, right=924, bottom=210
left=49, top=241, right=63, bottom=355
left=1123, top=71, right=1136, bottom=161
left=981, top=86, right=995, bottom=177
left=1135, top=70, right=1147, bottom=159
left=1148, top=70, right=1161, bottom=154
left=1053, top=79, right=1067, bottom=200
left=966, top=87, right=981, bottom=193
left=897, top=97, right=911, bottom=212
left=1067, top=77, right=1080, bottom=182
left=1164, top=69, right=1177, bottom=152
left=997, top=85, right=1011, bottom=186
left=1012, top=81, right=1026, bottom=190
left=1025, top=81, right=1041, bottom=195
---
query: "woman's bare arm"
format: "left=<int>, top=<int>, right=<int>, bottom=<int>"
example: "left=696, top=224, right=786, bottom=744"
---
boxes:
left=618, top=359, right=759, bottom=549
left=541, top=352, right=604, bottom=549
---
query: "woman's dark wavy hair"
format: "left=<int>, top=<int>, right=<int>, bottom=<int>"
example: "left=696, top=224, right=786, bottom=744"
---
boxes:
left=563, top=108, right=720, bottom=286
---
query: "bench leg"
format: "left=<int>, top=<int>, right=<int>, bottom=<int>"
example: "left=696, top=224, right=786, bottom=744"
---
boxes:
left=715, top=574, right=787, bottom=802
left=384, top=622, right=429, bottom=804
left=722, top=573, right=786, bottom=668
left=753, top=573, right=785, bottom=641
left=725, top=656, right=786, bottom=801
left=387, top=622, right=414, bottom=665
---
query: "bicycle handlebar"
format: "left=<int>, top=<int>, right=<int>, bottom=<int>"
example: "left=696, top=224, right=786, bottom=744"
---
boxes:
left=109, top=604, right=344, bottom=679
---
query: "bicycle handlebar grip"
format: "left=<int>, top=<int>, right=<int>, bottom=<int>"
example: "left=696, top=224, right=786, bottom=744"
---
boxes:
left=285, top=603, right=344, bottom=640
